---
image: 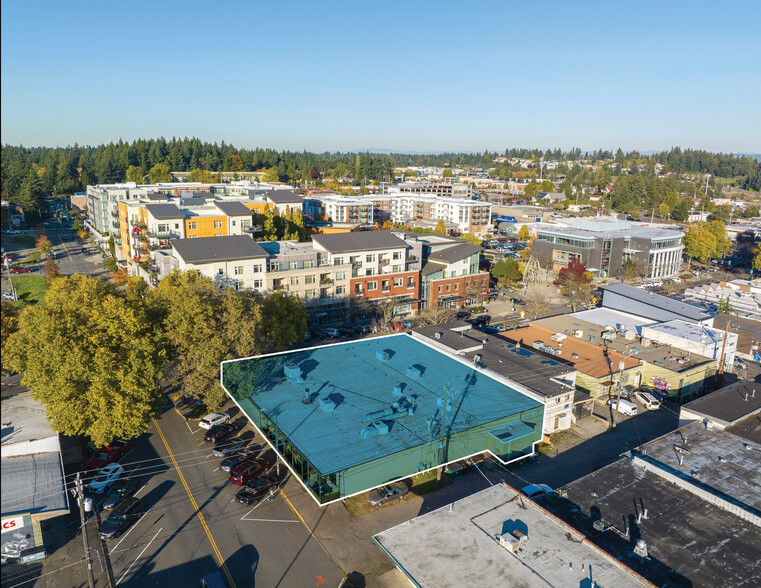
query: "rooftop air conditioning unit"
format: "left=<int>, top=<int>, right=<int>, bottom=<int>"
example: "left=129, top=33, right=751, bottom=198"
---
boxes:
left=434, top=332, right=443, bottom=340
left=641, top=338, right=651, bottom=347
left=624, top=330, right=637, bottom=340
left=551, top=333, right=567, bottom=342
left=601, top=331, right=615, bottom=341
left=498, top=533, right=520, bottom=553
left=573, top=330, right=583, bottom=338
left=376, top=350, right=390, bottom=362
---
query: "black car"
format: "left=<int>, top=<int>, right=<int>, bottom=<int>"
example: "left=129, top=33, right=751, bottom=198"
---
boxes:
left=98, top=497, right=143, bottom=539
left=473, top=314, right=491, bottom=326
left=235, top=475, right=277, bottom=506
left=204, top=423, right=236, bottom=443
left=456, top=311, right=471, bottom=320
left=309, top=330, right=325, bottom=340
left=212, top=437, right=245, bottom=458
left=102, top=478, right=138, bottom=510
left=337, top=327, right=353, bottom=336
left=220, top=447, right=259, bottom=473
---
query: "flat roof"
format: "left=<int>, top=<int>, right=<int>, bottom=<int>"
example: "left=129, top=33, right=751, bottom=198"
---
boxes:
left=602, top=284, right=711, bottom=322
left=214, top=200, right=254, bottom=216
left=221, top=334, right=542, bottom=475
left=1, top=393, right=58, bottom=446
left=145, top=203, right=184, bottom=219
left=642, top=319, right=727, bottom=345
left=266, top=189, right=303, bottom=203
left=311, top=231, right=408, bottom=254
left=571, top=307, right=655, bottom=334
left=172, top=235, right=268, bottom=263
left=1, top=453, right=68, bottom=517
left=541, top=456, right=761, bottom=588
left=538, top=221, right=684, bottom=241
left=374, top=483, right=651, bottom=588
left=726, top=413, right=761, bottom=444
left=681, top=381, right=761, bottom=427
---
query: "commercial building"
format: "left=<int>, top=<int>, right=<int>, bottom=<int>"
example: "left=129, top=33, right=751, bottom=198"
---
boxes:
left=533, top=218, right=684, bottom=279
left=412, top=322, right=579, bottom=435
left=374, top=483, right=652, bottom=588
left=600, top=283, right=713, bottom=326
left=221, top=334, right=545, bottom=505
left=712, top=312, right=761, bottom=362
left=537, top=421, right=761, bottom=587
left=682, top=279, right=761, bottom=321
left=640, top=319, right=737, bottom=370
left=679, top=380, right=761, bottom=429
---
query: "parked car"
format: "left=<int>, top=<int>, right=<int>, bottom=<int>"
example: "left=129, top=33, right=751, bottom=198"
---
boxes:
left=482, top=325, right=505, bottom=334
left=2, top=291, right=18, bottom=301
left=607, top=398, right=638, bottom=416
left=229, top=458, right=271, bottom=486
left=402, top=320, right=413, bottom=328
left=89, top=463, right=125, bottom=495
left=509, top=297, right=526, bottom=305
left=199, top=412, right=230, bottom=429
left=521, top=483, right=553, bottom=499
left=323, top=328, right=340, bottom=337
left=445, top=461, right=470, bottom=477
left=367, top=482, right=409, bottom=506
left=391, top=321, right=404, bottom=331
left=102, top=478, right=138, bottom=510
left=473, top=315, right=491, bottom=326
left=212, top=437, right=245, bottom=458
left=220, top=448, right=259, bottom=473
left=98, top=497, right=143, bottom=539
left=338, top=327, right=353, bottom=336
left=85, top=440, right=129, bottom=469
left=735, top=357, right=750, bottom=370
left=456, top=311, right=471, bottom=320
left=309, top=330, right=325, bottom=339
left=204, top=423, right=237, bottom=444
left=234, top=475, right=278, bottom=505
left=633, top=391, right=661, bottom=410
left=11, top=267, right=34, bottom=274
left=352, top=325, right=370, bottom=334
left=200, top=571, right=227, bottom=588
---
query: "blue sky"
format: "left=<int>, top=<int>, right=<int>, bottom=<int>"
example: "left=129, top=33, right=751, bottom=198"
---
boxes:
left=2, top=0, right=759, bottom=153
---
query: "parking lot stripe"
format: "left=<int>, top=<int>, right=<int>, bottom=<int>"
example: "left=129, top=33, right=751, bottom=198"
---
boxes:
left=154, top=419, right=237, bottom=588
left=116, top=527, right=162, bottom=585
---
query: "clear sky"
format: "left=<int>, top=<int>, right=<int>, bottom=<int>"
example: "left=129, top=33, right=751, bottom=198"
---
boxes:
left=2, top=0, right=759, bottom=153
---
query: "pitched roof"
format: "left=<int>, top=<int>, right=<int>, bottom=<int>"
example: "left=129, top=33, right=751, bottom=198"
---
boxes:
left=501, top=324, right=641, bottom=379
left=427, top=243, right=482, bottom=264
left=145, top=203, right=184, bottom=219
left=214, top=201, right=254, bottom=216
left=601, top=283, right=710, bottom=321
left=421, top=260, right=446, bottom=276
left=311, top=231, right=408, bottom=254
left=266, top=190, right=303, bottom=204
left=172, top=235, right=268, bottom=264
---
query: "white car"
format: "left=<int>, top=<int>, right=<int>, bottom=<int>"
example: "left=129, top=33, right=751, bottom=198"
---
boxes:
left=735, top=357, right=749, bottom=370
left=199, top=412, right=230, bottom=429
left=633, top=391, right=660, bottom=410
left=89, top=463, right=125, bottom=494
left=607, top=398, right=638, bottom=416
left=521, top=483, right=553, bottom=498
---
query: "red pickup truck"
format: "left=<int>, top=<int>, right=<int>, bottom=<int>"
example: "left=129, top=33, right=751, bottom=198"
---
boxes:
left=85, top=440, right=129, bottom=469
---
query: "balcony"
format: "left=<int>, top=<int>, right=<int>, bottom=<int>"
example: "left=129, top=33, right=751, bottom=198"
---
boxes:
left=273, top=283, right=289, bottom=292
left=379, top=259, right=389, bottom=266
left=320, top=277, right=333, bottom=285
left=110, top=210, right=120, bottom=218
left=351, top=260, right=362, bottom=267
left=147, top=230, right=180, bottom=239
left=111, top=221, right=120, bottom=230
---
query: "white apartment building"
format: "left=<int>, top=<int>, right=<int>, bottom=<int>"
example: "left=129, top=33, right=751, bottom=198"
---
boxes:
left=382, top=192, right=492, bottom=236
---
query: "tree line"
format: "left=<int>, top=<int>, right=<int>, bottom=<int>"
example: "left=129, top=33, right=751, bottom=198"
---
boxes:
left=1, top=271, right=307, bottom=446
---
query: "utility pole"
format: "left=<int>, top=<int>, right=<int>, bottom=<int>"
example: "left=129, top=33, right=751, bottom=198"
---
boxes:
left=611, top=346, right=637, bottom=429
left=715, top=321, right=730, bottom=388
left=76, top=473, right=95, bottom=588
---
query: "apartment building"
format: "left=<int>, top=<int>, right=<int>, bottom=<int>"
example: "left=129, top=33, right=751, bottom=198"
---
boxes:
left=303, top=194, right=374, bottom=225
left=534, top=218, right=684, bottom=279
left=386, top=193, right=492, bottom=236
left=396, top=182, right=472, bottom=198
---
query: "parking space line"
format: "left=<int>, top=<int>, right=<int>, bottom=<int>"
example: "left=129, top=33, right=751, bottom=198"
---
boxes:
left=186, top=422, right=202, bottom=434
left=154, top=419, right=237, bottom=588
left=133, top=483, right=147, bottom=497
left=116, top=527, right=162, bottom=585
left=110, top=505, right=155, bottom=553
left=241, top=518, right=299, bottom=523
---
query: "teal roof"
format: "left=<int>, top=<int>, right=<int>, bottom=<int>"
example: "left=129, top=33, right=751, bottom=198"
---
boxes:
left=222, top=334, right=542, bottom=475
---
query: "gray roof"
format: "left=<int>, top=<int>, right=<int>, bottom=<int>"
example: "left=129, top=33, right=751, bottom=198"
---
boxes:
left=681, top=381, right=761, bottom=427
left=172, top=235, right=268, bottom=263
left=214, top=201, right=254, bottom=216
left=421, top=260, right=446, bottom=276
left=145, top=192, right=167, bottom=201
left=426, top=243, right=482, bottom=264
left=311, top=231, right=407, bottom=254
left=1, top=393, right=57, bottom=445
left=1, top=453, right=68, bottom=517
left=601, top=283, right=711, bottom=321
left=145, top=203, right=185, bottom=219
left=266, top=190, right=303, bottom=204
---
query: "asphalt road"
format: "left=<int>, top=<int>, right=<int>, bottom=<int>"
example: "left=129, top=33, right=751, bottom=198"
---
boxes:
left=80, top=401, right=344, bottom=588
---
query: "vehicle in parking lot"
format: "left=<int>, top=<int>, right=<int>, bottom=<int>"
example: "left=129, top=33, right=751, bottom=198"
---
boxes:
left=633, top=391, right=661, bottom=410
left=607, top=397, right=638, bottom=416
left=445, top=461, right=470, bottom=477
left=2, top=291, right=17, bottom=301
left=229, top=457, right=271, bottom=486
left=98, top=497, right=143, bottom=539
left=509, top=297, right=525, bottom=305
left=212, top=437, right=245, bottom=458
left=220, top=448, right=259, bottom=472
left=199, top=412, right=230, bottom=429
left=310, top=330, right=325, bottom=339
left=102, top=478, right=138, bottom=510
left=323, top=327, right=340, bottom=337
left=204, top=423, right=237, bottom=443
left=367, top=482, right=409, bottom=506
left=234, top=475, right=278, bottom=505
left=338, top=327, right=353, bottom=335
left=352, top=325, right=370, bottom=334
left=89, top=463, right=125, bottom=494
left=456, top=311, right=471, bottom=320
left=11, top=266, right=34, bottom=274
left=472, top=314, right=491, bottom=326
left=201, top=571, right=227, bottom=588
left=735, top=357, right=749, bottom=370
left=521, top=483, right=552, bottom=498
left=482, top=325, right=505, bottom=334
left=85, top=440, right=129, bottom=469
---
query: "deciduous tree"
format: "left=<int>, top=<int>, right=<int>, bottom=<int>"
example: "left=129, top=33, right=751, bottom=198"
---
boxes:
left=148, top=163, right=172, bottom=184
left=3, top=275, right=166, bottom=446
left=460, top=233, right=482, bottom=246
left=125, top=165, right=145, bottom=184
left=434, top=220, right=447, bottom=235
left=518, top=225, right=530, bottom=241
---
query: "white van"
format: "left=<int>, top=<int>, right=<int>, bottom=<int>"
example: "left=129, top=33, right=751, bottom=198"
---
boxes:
left=607, top=398, right=638, bottom=416
left=633, top=391, right=661, bottom=410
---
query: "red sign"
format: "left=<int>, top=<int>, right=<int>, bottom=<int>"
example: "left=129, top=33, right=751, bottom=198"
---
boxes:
left=1, top=517, right=23, bottom=533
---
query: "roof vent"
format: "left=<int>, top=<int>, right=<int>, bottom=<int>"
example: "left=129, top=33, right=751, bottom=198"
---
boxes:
left=572, top=353, right=579, bottom=359
left=633, top=539, right=648, bottom=559
left=592, top=520, right=605, bottom=533
left=473, top=354, right=482, bottom=364
left=320, top=397, right=338, bottom=413
left=361, top=407, right=394, bottom=424
left=434, top=332, right=443, bottom=340
left=392, top=384, right=403, bottom=396
left=376, top=350, right=390, bottom=362
left=360, top=421, right=390, bottom=439
left=407, top=366, right=422, bottom=379
left=284, top=363, right=303, bottom=383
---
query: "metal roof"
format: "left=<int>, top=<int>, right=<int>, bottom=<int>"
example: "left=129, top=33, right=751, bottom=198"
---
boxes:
left=214, top=201, right=254, bottom=216
left=221, top=334, right=542, bottom=475
left=266, top=190, right=303, bottom=204
left=145, top=203, right=185, bottom=219
left=426, top=243, right=482, bottom=264
left=311, top=231, right=408, bottom=254
left=172, top=235, right=268, bottom=263
left=601, top=283, right=711, bottom=322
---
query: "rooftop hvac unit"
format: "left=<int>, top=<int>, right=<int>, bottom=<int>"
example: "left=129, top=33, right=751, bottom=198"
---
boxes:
left=601, top=331, right=615, bottom=341
left=434, top=332, right=443, bottom=340
left=617, top=323, right=626, bottom=332
left=533, top=340, right=545, bottom=350
left=551, top=333, right=567, bottom=342
left=624, top=330, right=637, bottom=340
left=319, top=397, right=338, bottom=413
left=360, top=421, right=390, bottom=439
left=573, top=330, right=583, bottom=338
left=376, top=350, right=390, bottom=362
left=603, top=325, right=616, bottom=332
left=473, top=354, right=483, bottom=364
left=392, top=384, right=403, bottom=396
left=641, top=338, right=652, bottom=347
left=407, top=366, right=422, bottom=379
left=283, top=363, right=303, bottom=383
left=360, top=407, right=394, bottom=424
left=498, top=533, right=521, bottom=553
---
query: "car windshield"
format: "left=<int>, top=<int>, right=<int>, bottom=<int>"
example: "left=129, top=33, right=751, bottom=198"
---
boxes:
left=94, top=453, right=108, bottom=461
left=93, top=472, right=109, bottom=483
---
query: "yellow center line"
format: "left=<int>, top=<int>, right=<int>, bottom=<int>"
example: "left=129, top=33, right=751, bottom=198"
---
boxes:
left=153, top=420, right=237, bottom=588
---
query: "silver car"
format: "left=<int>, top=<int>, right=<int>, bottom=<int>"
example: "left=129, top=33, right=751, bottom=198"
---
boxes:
left=367, top=482, right=409, bottom=506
